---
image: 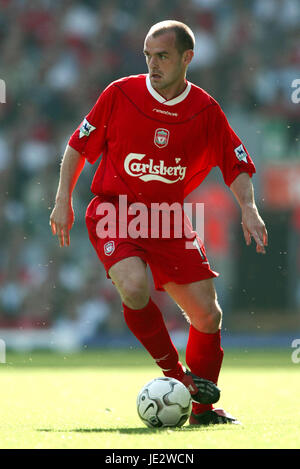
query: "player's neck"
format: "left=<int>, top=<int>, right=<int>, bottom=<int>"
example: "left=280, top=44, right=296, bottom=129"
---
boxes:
left=153, top=79, right=187, bottom=102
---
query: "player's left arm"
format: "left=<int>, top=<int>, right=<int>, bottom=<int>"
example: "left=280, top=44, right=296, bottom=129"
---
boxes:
left=230, top=172, right=268, bottom=254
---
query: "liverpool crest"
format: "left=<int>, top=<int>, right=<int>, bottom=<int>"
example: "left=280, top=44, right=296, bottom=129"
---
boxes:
left=104, top=241, right=115, bottom=256
left=154, top=128, right=169, bottom=148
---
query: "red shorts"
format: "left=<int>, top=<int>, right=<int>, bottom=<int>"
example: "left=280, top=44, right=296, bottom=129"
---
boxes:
left=85, top=196, right=218, bottom=291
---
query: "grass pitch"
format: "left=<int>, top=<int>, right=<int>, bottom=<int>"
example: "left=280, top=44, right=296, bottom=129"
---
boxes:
left=0, top=348, right=299, bottom=449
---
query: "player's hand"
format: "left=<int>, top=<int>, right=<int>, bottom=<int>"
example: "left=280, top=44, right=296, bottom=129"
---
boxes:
left=49, top=199, right=74, bottom=247
left=241, top=204, right=268, bottom=254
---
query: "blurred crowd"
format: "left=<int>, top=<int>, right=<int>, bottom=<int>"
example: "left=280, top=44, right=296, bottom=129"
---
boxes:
left=0, top=0, right=299, bottom=342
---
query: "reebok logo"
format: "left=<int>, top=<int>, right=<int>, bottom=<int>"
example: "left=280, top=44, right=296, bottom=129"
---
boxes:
left=153, top=108, right=178, bottom=117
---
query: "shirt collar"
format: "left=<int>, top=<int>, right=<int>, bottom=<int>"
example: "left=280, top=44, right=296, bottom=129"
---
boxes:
left=146, top=74, right=191, bottom=106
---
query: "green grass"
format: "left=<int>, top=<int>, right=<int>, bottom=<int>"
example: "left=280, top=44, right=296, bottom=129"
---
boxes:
left=0, top=348, right=299, bottom=449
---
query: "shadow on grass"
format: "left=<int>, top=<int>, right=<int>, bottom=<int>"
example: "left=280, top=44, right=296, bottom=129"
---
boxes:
left=37, top=424, right=232, bottom=435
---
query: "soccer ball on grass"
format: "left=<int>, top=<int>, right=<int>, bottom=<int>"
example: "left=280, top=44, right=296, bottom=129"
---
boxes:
left=137, top=377, right=192, bottom=428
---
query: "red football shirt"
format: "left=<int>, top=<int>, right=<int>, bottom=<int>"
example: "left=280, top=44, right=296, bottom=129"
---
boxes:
left=69, top=74, right=255, bottom=206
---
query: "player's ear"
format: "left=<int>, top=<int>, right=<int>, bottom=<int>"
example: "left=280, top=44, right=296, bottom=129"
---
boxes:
left=183, top=49, right=194, bottom=66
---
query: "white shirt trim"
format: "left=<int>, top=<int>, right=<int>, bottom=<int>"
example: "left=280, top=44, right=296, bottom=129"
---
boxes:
left=146, top=74, right=191, bottom=106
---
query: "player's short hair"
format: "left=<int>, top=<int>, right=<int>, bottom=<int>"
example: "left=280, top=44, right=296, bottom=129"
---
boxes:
left=147, top=20, right=195, bottom=54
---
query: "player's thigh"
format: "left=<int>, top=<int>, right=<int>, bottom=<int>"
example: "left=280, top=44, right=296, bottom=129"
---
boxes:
left=109, top=256, right=150, bottom=308
left=163, top=278, right=222, bottom=332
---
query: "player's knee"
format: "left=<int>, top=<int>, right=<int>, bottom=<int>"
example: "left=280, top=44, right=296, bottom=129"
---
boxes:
left=206, top=302, right=222, bottom=332
left=118, top=278, right=150, bottom=310
left=191, top=300, right=222, bottom=333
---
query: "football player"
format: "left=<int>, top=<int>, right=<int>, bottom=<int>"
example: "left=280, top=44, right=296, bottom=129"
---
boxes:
left=50, top=21, right=267, bottom=425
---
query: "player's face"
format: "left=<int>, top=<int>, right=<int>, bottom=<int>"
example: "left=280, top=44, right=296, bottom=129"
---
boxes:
left=143, top=32, right=193, bottom=96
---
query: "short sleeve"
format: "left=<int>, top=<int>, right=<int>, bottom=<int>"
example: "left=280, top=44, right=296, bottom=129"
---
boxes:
left=68, top=83, right=116, bottom=164
left=209, top=103, right=256, bottom=186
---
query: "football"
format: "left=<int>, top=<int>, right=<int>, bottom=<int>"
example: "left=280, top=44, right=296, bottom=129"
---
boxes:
left=137, top=377, right=192, bottom=428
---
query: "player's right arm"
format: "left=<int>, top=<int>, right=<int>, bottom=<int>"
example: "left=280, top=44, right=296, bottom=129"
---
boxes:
left=50, top=82, right=117, bottom=246
left=50, top=145, right=85, bottom=247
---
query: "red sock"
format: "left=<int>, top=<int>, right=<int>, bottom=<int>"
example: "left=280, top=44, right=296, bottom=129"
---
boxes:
left=123, top=298, right=184, bottom=381
left=186, top=325, right=224, bottom=415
